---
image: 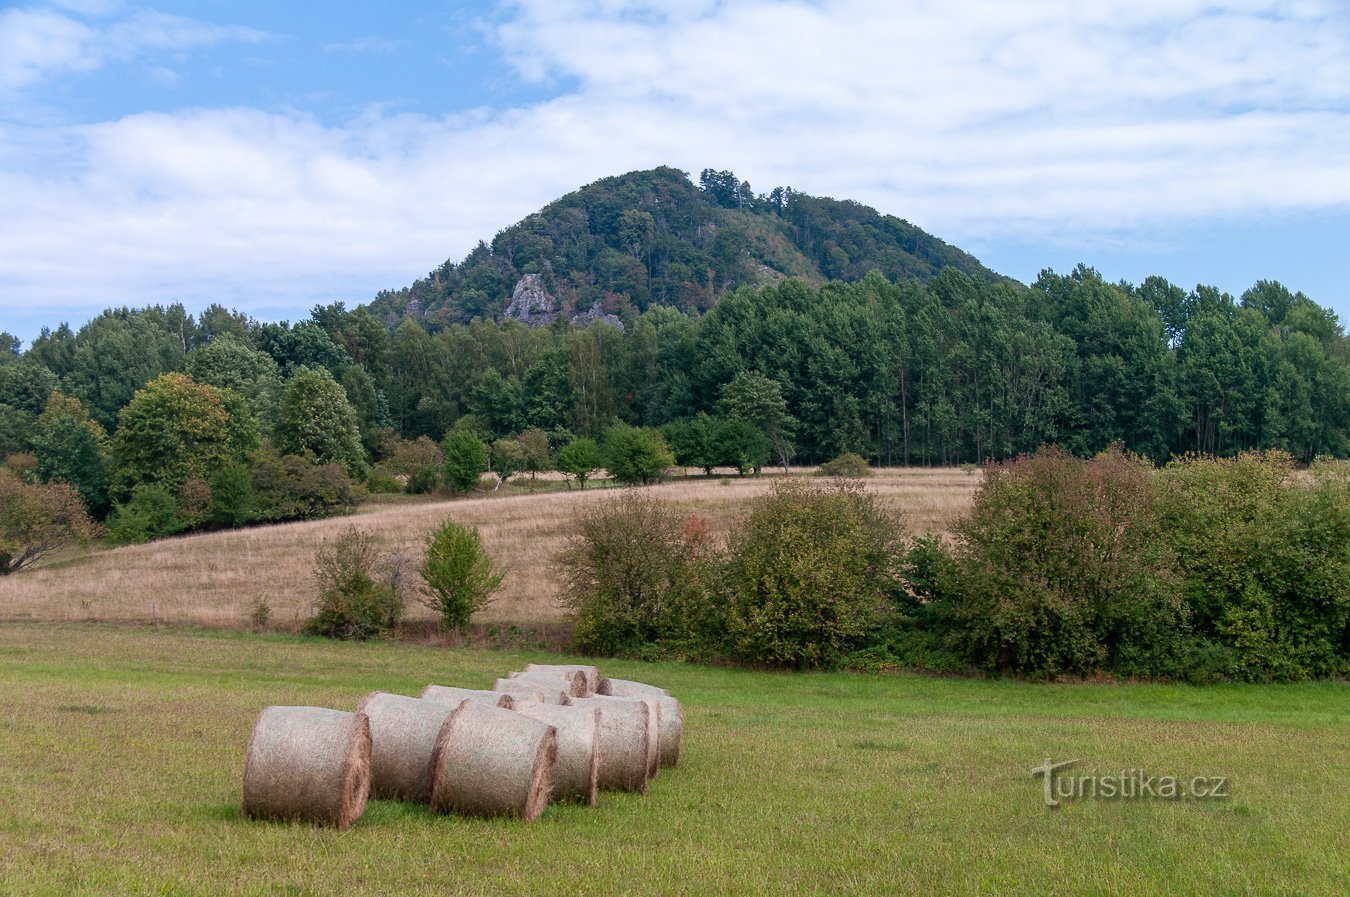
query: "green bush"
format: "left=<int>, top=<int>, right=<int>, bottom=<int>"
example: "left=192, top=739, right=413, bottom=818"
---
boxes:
left=939, top=447, right=1187, bottom=678
left=558, top=491, right=710, bottom=655
left=722, top=479, right=906, bottom=669
left=419, top=519, right=503, bottom=633
left=442, top=429, right=488, bottom=493
left=305, top=526, right=403, bottom=640
left=250, top=452, right=362, bottom=522
left=209, top=462, right=255, bottom=526
left=1156, top=452, right=1349, bottom=681
left=818, top=452, right=871, bottom=477
left=106, top=484, right=183, bottom=545
left=556, top=437, right=603, bottom=489
left=602, top=423, right=674, bottom=486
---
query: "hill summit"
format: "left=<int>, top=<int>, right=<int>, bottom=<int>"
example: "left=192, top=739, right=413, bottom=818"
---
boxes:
left=369, top=166, right=1000, bottom=329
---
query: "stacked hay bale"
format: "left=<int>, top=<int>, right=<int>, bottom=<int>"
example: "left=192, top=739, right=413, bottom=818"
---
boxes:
left=420, top=685, right=515, bottom=709
left=241, top=706, right=372, bottom=829
left=240, top=668, right=680, bottom=829
left=430, top=700, right=557, bottom=821
left=355, top=692, right=457, bottom=803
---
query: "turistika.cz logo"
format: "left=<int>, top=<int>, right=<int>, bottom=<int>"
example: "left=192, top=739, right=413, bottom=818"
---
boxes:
left=1031, top=758, right=1230, bottom=807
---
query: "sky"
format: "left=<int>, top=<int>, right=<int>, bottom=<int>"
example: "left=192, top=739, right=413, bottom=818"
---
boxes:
left=2, top=0, right=1348, bottom=346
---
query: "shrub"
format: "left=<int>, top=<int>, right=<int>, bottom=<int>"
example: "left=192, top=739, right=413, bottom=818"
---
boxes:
left=722, top=479, right=906, bottom=668
left=442, top=429, right=488, bottom=493
left=250, top=452, right=361, bottom=522
left=0, top=471, right=101, bottom=574
left=306, top=526, right=403, bottom=640
left=558, top=491, right=710, bottom=655
left=381, top=436, right=443, bottom=493
left=1156, top=452, right=1349, bottom=681
left=818, top=452, right=871, bottom=477
left=209, top=462, right=255, bottom=526
left=106, top=484, right=183, bottom=545
left=556, top=437, right=602, bottom=489
left=940, top=447, right=1187, bottom=678
left=602, top=423, right=674, bottom=486
left=419, top=519, right=504, bottom=633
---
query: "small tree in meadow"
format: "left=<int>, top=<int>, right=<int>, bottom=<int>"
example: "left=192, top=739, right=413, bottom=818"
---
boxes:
left=419, top=518, right=503, bottom=633
left=441, top=429, right=488, bottom=493
left=557, top=437, right=603, bottom=489
left=306, top=525, right=404, bottom=640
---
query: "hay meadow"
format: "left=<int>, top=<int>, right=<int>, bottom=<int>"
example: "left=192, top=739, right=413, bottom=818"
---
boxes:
left=1, top=469, right=1347, bottom=895
left=1, top=624, right=1345, bottom=896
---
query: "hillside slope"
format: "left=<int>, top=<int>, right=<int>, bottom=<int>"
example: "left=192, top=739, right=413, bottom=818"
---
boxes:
left=368, top=166, right=1001, bottom=329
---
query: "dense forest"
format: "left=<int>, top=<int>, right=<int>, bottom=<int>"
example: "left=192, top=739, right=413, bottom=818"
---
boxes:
left=1, top=167, right=1347, bottom=542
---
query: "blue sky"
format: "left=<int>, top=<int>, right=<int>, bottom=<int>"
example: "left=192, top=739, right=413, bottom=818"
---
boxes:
left=2, top=0, right=1348, bottom=345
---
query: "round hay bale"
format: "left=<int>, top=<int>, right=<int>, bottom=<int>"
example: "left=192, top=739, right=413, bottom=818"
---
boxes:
left=523, top=663, right=602, bottom=696
left=241, top=706, right=371, bottom=829
left=508, top=669, right=588, bottom=697
left=420, top=685, right=514, bottom=709
left=577, top=695, right=662, bottom=778
left=514, top=703, right=601, bottom=806
left=354, top=692, right=458, bottom=803
left=567, top=697, right=651, bottom=793
left=492, top=678, right=571, bottom=704
left=604, top=677, right=670, bottom=698
left=430, top=701, right=557, bottom=821
left=652, top=695, right=682, bottom=767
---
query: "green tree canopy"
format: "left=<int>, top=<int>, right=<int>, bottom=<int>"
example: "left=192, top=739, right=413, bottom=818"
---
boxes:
left=274, top=366, right=367, bottom=477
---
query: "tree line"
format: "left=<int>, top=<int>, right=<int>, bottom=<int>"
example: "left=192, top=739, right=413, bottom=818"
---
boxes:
left=0, top=260, right=1346, bottom=551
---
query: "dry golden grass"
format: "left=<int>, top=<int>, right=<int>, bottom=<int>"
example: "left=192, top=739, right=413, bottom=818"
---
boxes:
left=0, top=467, right=979, bottom=629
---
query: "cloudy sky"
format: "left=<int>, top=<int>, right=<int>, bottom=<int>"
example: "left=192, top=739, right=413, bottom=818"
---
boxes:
left=2, top=0, right=1348, bottom=344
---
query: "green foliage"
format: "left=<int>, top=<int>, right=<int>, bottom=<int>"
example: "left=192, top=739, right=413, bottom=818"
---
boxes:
left=32, top=393, right=110, bottom=518
left=602, top=423, right=674, bottom=485
left=489, top=437, right=524, bottom=485
left=818, top=452, right=871, bottom=477
left=305, top=526, right=404, bottom=640
left=208, top=462, right=255, bottom=527
left=185, top=336, right=282, bottom=430
left=106, top=484, right=183, bottom=545
left=418, top=519, right=504, bottom=633
left=377, top=436, right=442, bottom=493
left=722, top=480, right=906, bottom=669
left=0, top=471, right=101, bottom=574
left=441, top=429, right=488, bottom=493
left=248, top=451, right=362, bottom=522
left=111, top=373, right=258, bottom=501
left=1156, top=452, right=1349, bottom=681
left=558, top=491, right=710, bottom=655
left=516, top=428, right=552, bottom=478
left=556, top=437, right=602, bottom=488
left=940, top=448, right=1187, bottom=678
left=274, top=366, right=367, bottom=478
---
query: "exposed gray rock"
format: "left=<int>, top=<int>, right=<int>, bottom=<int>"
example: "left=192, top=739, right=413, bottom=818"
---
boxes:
left=570, top=300, right=625, bottom=331
left=503, top=274, right=557, bottom=326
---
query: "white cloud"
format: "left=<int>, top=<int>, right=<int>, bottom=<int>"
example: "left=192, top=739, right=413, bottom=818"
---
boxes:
left=1, top=0, right=1348, bottom=322
left=0, top=5, right=267, bottom=92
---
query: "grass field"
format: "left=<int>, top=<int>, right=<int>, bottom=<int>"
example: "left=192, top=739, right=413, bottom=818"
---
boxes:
left=1, top=623, right=1345, bottom=896
left=0, top=467, right=979, bottom=630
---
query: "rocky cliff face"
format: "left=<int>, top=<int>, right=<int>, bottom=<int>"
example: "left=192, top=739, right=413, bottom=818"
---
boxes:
left=503, top=275, right=624, bottom=330
left=503, top=273, right=557, bottom=326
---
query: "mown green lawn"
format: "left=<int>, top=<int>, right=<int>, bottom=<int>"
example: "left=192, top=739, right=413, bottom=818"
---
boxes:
left=0, top=623, right=1345, bottom=896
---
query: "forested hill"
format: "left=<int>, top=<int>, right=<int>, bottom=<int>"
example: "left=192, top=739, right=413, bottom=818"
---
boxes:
left=367, top=166, right=1001, bottom=328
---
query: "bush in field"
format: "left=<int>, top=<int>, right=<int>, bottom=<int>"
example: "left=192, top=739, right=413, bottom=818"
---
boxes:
left=558, top=491, right=710, bottom=655
left=250, top=451, right=362, bottom=522
left=939, top=447, right=1188, bottom=678
left=556, top=437, right=603, bottom=489
left=722, top=479, right=906, bottom=669
left=306, top=526, right=404, bottom=640
left=1156, top=452, right=1349, bottom=681
left=818, top=452, right=871, bottom=478
left=442, top=429, right=488, bottom=493
left=0, top=471, right=101, bottom=574
left=106, top=484, right=183, bottom=545
left=419, top=519, right=503, bottom=633
left=602, top=423, right=674, bottom=486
